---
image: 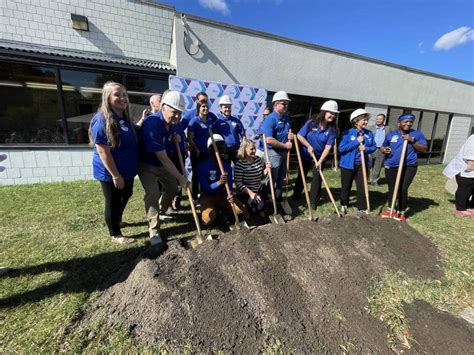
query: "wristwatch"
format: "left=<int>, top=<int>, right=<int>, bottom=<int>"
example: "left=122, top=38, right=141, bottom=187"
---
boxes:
left=411, top=137, right=417, bottom=143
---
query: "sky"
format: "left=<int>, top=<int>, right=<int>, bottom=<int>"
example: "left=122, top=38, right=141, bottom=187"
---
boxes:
left=159, top=0, right=474, bottom=82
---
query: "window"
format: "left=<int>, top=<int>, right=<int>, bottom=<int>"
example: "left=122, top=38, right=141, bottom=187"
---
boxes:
left=126, top=75, right=168, bottom=123
left=61, top=69, right=124, bottom=144
left=386, top=107, right=404, bottom=130
left=60, top=69, right=168, bottom=144
left=0, top=62, right=65, bottom=144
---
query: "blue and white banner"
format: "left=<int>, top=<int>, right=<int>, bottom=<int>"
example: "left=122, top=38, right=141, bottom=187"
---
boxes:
left=169, top=75, right=268, bottom=138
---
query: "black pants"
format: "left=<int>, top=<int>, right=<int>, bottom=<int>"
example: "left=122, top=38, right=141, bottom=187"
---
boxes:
left=340, top=166, right=367, bottom=210
left=455, top=174, right=474, bottom=210
left=385, top=165, right=417, bottom=212
left=100, top=179, right=134, bottom=236
left=190, top=151, right=209, bottom=200
left=293, top=159, right=325, bottom=207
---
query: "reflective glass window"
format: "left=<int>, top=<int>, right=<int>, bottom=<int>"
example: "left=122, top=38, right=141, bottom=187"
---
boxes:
left=60, top=69, right=124, bottom=144
left=0, top=62, right=65, bottom=144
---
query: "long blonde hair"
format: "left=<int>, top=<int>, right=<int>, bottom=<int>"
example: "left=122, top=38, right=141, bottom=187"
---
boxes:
left=88, top=81, right=133, bottom=149
left=237, top=137, right=255, bottom=160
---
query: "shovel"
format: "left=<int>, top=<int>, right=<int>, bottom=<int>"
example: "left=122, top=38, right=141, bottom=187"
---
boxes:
left=281, top=148, right=293, bottom=215
left=359, top=143, right=371, bottom=213
left=208, top=129, right=249, bottom=230
left=390, top=139, right=408, bottom=218
left=294, top=137, right=315, bottom=221
left=332, top=139, right=339, bottom=172
left=263, top=134, right=286, bottom=224
left=175, top=141, right=204, bottom=247
left=310, top=151, right=341, bottom=217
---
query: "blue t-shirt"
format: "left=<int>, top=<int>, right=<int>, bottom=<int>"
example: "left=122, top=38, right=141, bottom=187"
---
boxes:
left=198, top=158, right=233, bottom=195
left=139, top=111, right=172, bottom=167
left=260, top=111, right=291, bottom=151
left=212, top=114, right=245, bottom=149
left=383, top=130, right=427, bottom=167
left=182, top=108, right=217, bottom=130
left=298, top=119, right=336, bottom=161
left=90, top=112, right=138, bottom=181
left=339, top=128, right=376, bottom=170
left=165, top=120, right=186, bottom=154
left=188, top=115, right=214, bottom=156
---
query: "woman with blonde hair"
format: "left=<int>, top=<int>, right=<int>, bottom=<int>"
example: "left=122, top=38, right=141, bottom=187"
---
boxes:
left=88, top=81, right=138, bottom=244
left=234, top=138, right=271, bottom=215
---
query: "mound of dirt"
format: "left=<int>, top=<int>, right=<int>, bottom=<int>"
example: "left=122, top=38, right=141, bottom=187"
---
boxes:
left=405, top=300, right=473, bottom=354
left=75, top=215, right=464, bottom=352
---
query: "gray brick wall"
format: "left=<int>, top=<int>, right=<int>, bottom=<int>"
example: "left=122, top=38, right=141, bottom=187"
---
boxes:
left=1, top=0, right=175, bottom=63
left=0, top=149, right=93, bottom=185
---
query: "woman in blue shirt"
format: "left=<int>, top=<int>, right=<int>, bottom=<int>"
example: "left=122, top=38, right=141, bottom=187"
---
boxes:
left=88, top=81, right=138, bottom=244
left=187, top=101, right=214, bottom=201
left=339, top=109, right=376, bottom=214
left=379, top=114, right=427, bottom=221
left=293, top=101, right=338, bottom=209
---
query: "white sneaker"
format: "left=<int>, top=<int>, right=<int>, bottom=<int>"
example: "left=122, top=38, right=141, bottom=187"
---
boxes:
left=341, top=205, right=348, bottom=215
left=149, top=234, right=163, bottom=247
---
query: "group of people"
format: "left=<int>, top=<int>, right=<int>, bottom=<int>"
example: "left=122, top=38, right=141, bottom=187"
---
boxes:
left=91, top=80, right=467, bottom=247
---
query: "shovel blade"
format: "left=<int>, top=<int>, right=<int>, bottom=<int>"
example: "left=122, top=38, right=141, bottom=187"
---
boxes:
left=269, top=213, right=285, bottom=224
left=281, top=199, right=293, bottom=215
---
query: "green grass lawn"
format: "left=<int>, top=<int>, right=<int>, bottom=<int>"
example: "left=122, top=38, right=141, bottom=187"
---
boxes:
left=0, top=164, right=472, bottom=352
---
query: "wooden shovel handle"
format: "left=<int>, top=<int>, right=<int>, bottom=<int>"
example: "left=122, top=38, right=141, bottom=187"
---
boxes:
left=208, top=128, right=240, bottom=228
left=262, top=134, right=279, bottom=215
left=175, top=141, right=203, bottom=242
left=310, top=152, right=341, bottom=217
left=294, top=137, right=313, bottom=220
left=359, top=143, right=370, bottom=212
left=390, top=139, right=408, bottom=217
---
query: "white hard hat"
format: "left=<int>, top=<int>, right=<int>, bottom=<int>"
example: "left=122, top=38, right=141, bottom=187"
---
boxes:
left=272, top=90, right=291, bottom=103
left=162, top=91, right=185, bottom=112
left=219, top=95, right=232, bottom=105
left=207, top=134, right=224, bottom=149
left=320, top=100, right=339, bottom=113
left=350, top=108, right=369, bottom=122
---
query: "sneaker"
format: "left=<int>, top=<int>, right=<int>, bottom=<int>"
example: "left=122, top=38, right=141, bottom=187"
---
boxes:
left=393, top=211, right=407, bottom=221
left=379, top=209, right=392, bottom=218
left=111, top=235, right=136, bottom=244
left=149, top=234, right=164, bottom=247
left=341, top=205, right=348, bottom=215
left=193, top=199, right=201, bottom=208
left=453, top=209, right=472, bottom=217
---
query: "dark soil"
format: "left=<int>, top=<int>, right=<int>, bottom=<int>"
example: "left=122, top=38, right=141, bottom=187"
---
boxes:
left=71, top=215, right=470, bottom=353
left=405, top=300, right=473, bottom=354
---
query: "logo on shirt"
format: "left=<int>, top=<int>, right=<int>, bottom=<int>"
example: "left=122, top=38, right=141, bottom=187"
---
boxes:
left=200, top=123, right=207, bottom=129
left=350, top=135, right=356, bottom=141
left=210, top=170, right=217, bottom=181
left=119, top=120, right=129, bottom=132
left=390, top=136, right=399, bottom=143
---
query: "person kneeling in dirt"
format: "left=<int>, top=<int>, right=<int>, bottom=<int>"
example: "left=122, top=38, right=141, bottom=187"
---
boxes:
left=198, top=134, right=248, bottom=226
left=234, top=138, right=272, bottom=217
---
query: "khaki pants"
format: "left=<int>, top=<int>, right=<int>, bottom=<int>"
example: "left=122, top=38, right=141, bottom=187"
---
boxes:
left=201, top=193, right=247, bottom=226
left=138, top=163, right=178, bottom=236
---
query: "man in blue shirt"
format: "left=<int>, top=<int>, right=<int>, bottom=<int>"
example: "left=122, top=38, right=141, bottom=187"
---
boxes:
left=212, top=95, right=245, bottom=163
left=370, top=114, right=391, bottom=185
left=198, top=134, right=247, bottom=226
left=261, top=91, right=293, bottom=199
left=138, top=91, right=190, bottom=247
left=181, top=91, right=218, bottom=130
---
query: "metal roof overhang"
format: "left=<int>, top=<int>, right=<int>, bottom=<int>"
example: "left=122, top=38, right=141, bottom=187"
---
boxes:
left=0, top=39, right=176, bottom=75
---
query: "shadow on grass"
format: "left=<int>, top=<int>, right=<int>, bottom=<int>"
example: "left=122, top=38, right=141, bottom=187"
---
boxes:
left=0, top=245, right=163, bottom=309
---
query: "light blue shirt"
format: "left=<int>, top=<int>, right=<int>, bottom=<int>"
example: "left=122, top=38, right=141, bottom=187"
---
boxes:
left=374, top=126, right=386, bottom=148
